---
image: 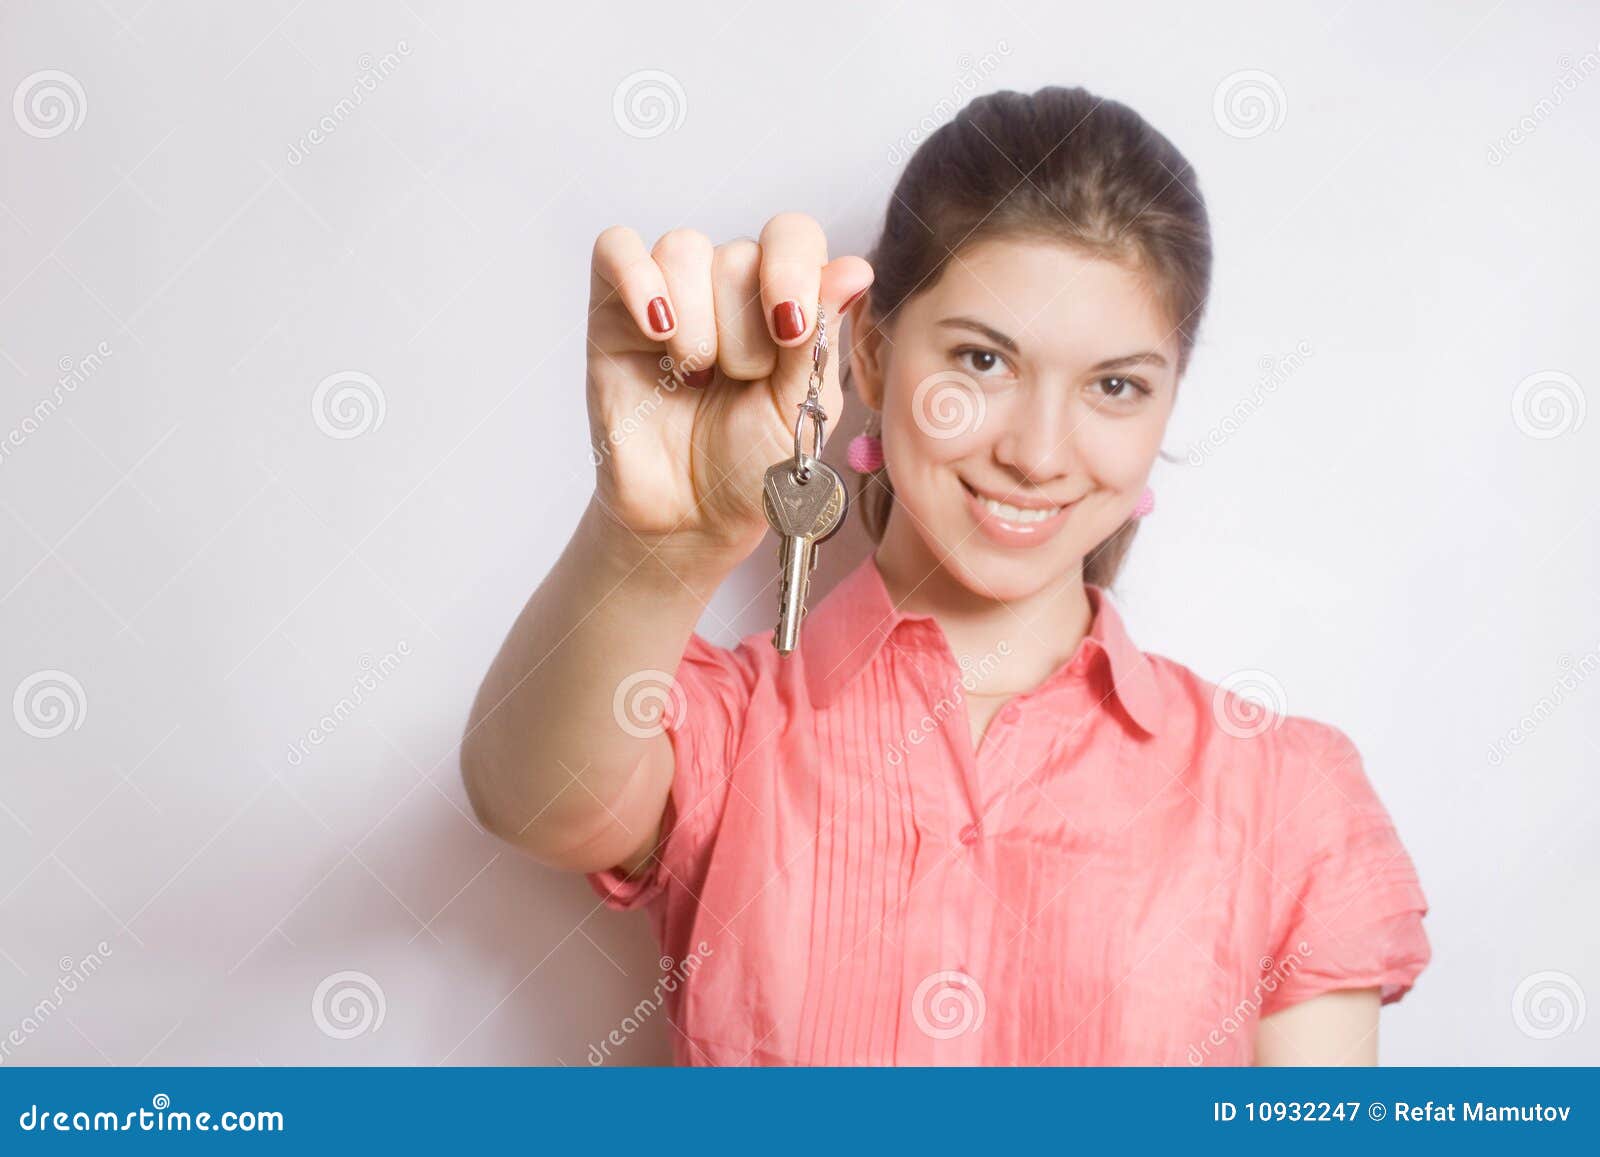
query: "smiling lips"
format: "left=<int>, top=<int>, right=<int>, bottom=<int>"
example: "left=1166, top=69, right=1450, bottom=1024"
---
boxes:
left=961, top=478, right=1076, bottom=548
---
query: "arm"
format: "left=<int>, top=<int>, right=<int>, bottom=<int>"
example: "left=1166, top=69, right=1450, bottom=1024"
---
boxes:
left=460, top=496, right=738, bottom=875
left=1254, top=987, right=1380, bottom=1065
left=461, top=216, right=871, bottom=880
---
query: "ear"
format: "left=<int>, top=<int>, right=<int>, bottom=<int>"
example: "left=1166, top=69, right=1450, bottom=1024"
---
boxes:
left=846, top=305, right=889, bottom=412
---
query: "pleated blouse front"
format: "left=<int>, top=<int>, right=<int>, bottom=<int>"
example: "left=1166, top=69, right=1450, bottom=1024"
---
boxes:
left=587, top=554, right=1431, bottom=1065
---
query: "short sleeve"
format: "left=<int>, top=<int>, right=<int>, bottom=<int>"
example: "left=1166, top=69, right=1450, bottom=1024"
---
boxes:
left=1259, top=722, right=1431, bottom=1018
left=585, top=632, right=756, bottom=911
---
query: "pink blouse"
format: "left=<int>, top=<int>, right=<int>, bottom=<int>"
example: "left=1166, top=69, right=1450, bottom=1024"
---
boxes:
left=588, top=553, right=1430, bottom=1065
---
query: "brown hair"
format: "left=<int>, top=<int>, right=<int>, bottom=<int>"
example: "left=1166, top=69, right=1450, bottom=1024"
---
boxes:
left=846, top=85, right=1212, bottom=589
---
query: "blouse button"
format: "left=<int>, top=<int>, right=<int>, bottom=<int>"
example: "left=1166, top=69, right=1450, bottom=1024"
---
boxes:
left=999, top=703, right=1021, bottom=725
left=959, top=822, right=982, bottom=846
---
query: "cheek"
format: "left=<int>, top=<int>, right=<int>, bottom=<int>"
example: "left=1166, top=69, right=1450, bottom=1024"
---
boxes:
left=1077, top=411, right=1164, bottom=489
left=883, top=368, right=989, bottom=470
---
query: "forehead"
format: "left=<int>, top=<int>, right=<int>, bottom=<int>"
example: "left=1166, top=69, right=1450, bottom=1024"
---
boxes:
left=913, top=236, right=1178, bottom=360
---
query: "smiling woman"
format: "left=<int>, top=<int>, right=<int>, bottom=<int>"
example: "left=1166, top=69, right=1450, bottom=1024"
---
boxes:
left=843, top=86, right=1210, bottom=598
left=462, top=84, right=1431, bottom=1067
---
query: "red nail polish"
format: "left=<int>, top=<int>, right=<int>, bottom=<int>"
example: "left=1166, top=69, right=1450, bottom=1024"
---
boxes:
left=773, top=301, right=805, bottom=342
left=681, top=367, right=714, bottom=388
left=841, top=288, right=868, bottom=313
left=647, top=297, right=674, bottom=334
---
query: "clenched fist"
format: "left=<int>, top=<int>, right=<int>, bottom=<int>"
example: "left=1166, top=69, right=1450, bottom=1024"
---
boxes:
left=585, top=212, right=873, bottom=563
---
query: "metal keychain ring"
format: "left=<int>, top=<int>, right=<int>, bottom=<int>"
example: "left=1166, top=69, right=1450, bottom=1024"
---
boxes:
left=789, top=301, right=829, bottom=482
left=792, top=398, right=827, bottom=483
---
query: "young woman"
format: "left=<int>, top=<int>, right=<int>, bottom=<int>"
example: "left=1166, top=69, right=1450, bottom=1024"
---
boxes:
left=462, top=86, right=1430, bottom=1066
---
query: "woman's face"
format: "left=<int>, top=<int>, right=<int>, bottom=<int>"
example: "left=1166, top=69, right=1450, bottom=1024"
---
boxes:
left=859, top=237, right=1182, bottom=603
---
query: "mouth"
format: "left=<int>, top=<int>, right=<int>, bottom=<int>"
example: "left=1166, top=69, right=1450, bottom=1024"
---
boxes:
left=960, top=477, right=1077, bottom=547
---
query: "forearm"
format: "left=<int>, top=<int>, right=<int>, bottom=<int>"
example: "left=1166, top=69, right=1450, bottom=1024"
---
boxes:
left=460, top=495, right=736, bottom=862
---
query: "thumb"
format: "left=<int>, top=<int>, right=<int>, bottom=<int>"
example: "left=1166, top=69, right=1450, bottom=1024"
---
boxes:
left=771, top=255, right=874, bottom=451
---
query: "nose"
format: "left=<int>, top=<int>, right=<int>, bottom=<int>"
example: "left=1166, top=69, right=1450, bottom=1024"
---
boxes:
left=991, top=384, right=1076, bottom=484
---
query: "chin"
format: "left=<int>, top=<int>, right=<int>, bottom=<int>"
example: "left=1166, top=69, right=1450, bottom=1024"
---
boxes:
left=935, top=537, right=1081, bottom=603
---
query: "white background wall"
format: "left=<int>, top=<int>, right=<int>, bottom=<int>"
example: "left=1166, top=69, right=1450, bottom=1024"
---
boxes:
left=1, top=0, right=1595, bottom=1066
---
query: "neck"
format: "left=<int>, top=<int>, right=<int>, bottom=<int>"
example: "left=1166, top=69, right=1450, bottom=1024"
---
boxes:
left=873, top=507, right=1094, bottom=696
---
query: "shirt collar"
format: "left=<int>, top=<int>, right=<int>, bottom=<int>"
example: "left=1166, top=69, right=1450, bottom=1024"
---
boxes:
left=800, top=553, right=1164, bottom=736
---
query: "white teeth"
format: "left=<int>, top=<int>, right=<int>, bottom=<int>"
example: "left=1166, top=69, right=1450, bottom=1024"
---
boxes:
left=980, top=496, right=1061, bottom=523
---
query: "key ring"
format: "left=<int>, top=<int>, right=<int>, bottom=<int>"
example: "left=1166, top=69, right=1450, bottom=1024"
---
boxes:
left=791, top=300, right=827, bottom=483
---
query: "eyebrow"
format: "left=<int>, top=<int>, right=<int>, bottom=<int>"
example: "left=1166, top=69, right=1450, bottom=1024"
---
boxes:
left=936, top=316, right=1169, bottom=371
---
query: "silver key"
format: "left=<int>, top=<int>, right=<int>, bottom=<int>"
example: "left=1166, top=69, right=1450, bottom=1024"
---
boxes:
left=763, top=454, right=847, bottom=655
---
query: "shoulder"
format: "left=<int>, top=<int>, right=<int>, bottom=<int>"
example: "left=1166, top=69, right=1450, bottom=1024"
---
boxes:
left=1137, top=651, right=1369, bottom=794
left=672, top=626, right=804, bottom=717
left=682, top=627, right=768, bottom=685
left=1141, top=651, right=1346, bottom=749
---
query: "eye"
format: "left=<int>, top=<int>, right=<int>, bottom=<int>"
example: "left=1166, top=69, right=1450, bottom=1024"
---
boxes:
left=1093, top=375, right=1152, bottom=402
left=953, top=346, right=1012, bottom=378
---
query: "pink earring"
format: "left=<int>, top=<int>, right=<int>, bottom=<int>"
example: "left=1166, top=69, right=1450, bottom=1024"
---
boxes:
left=1131, top=486, right=1155, bottom=519
left=847, top=416, right=884, bottom=473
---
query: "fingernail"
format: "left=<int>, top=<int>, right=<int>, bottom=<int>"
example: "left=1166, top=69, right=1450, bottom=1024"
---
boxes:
left=647, top=297, right=674, bottom=334
left=841, top=288, right=868, bottom=313
left=772, top=300, right=805, bottom=342
left=681, top=367, right=714, bottom=388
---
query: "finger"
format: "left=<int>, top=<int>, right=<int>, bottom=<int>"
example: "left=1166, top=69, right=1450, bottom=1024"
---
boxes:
left=771, top=255, right=875, bottom=429
left=710, top=237, right=775, bottom=382
left=758, top=212, right=828, bottom=348
left=651, top=228, right=717, bottom=387
left=821, top=255, right=874, bottom=324
left=589, top=225, right=677, bottom=348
